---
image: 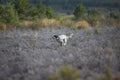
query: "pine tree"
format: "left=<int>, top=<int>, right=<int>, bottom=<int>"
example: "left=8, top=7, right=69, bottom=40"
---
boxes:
left=14, top=0, right=31, bottom=18
left=73, top=4, right=87, bottom=19
left=37, top=3, right=46, bottom=18
left=88, top=8, right=100, bottom=26
left=0, top=3, right=19, bottom=23
left=0, top=4, right=4, bottom=22
left=46, top=6, right=55, bottom=19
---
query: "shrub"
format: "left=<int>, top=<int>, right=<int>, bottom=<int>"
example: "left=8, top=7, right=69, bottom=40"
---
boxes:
left=46, top=6, right=55, bottom=19
left=30, top=18, right=60, bottom=29
left=0, top=4, right=4, bottom=15
left=61, top=19, right=75, bottom=27
left=75, top=20, right=90, bottom=28
left=18, top=20, right=33, bottom=28
left=49, top=74, right=59, bottom=80
left=96, top=67, right=113, bottom=80
left=39, top=18, right=60, bottom=27
left=94, top=28, right=100, bottom=34
left=88, top=8, right=101, bottom=27
left=0, top=23, right=7, bottom=31
left=73, top=4, right=87, bottom=20
left=49, top=66, right=80, bottom=80
left=27, top=5, right=38, bottom=18
left=37, top=3, right=46, bottom=18
left=0, top=3, right=19, bottom=23
left=60, top=66, right=80, bottom=80
left=14, top=0, right=31, bottom=19
left=110, top=11, right=120, bottom=20
left=106, top=10, right=120, bottom=27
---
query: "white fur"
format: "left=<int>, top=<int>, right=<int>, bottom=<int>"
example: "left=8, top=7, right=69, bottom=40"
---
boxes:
left=53, top=33, right=73, bottom=46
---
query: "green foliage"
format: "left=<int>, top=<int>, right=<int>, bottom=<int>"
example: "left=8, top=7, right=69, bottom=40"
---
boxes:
left=49, top=74, right=59, bottom=80
left=109, top=10, right=120, bottom=24
left=94, top=28, right=100, bottom=34
left=0, top=0, right=120, bottom=11
left=31, top=20, right=40, bottom=30
left=46, top=6, right=55, bottom=19
left=0, top=23, right=7, bottom=32
left=0, top=3, right=19, bottom=23
left=96, top=67, right=113, bottom=80
left=73, top=4, right=87, bottom=20
left=106, top=10, right=120, bottom=27
left=0, top=4, right=3, bottom=14
left=27, top=5, right=38, bottom=17
left=49, top=66, right=80, bottom=80
left=14, top=0, right=31, bottom=18
left=109, top=11, right=120, bottom=20
left=88, top=8, right=101, bottom=26
left=60, top=66, right=80, bottom=80
left=37, top=3, right=46, bottom=18
left=104, top=67, right=113, bottom=80
left=0, top=0, right=56, bottom=25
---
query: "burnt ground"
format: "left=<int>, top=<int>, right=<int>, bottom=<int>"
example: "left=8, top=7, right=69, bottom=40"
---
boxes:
left=0, top=27, right=120, bottom=80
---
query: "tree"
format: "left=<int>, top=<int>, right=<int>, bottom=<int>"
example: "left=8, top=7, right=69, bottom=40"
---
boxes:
left=73, top=4, right=87, bottom=19
left=37, top=3, right=46, bottom=18
left=0, top=4, right=4, bottom=22
left=88, top=8, right=100, bottom=26
left=0, top=3, right=19, bottom=23
left=46, top=6, right=55, bottom=19
left=89, top=8, right=100, bottom=17
left=14, top=0, right=31, bottom=18
left=27, top=4, right=38, bottom=17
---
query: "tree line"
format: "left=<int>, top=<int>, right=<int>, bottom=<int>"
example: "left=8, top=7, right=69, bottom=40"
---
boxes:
left=0, top=0, right=120, bottom=12
left=0, top=0, right=119, bottom=28
left=0, top=0, right=55, bottom=23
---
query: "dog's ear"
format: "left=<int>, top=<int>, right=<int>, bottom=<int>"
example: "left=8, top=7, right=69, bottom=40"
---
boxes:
left=53, top=35, right=58, bottom=39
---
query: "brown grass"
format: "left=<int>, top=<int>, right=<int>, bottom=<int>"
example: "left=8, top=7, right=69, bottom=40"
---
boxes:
left=104, top=47, right=113, bottom=55
left=113, top=75, right=120, bottom=80
left=75, top=20, right=90, bottom=29
left=106, top=18, right=120, bottom=27
left=38, top=18, right=60, bottom=27
left=0, top=23, right=13, bottom=31
left=62, top=19, right=75, bottom=27
left=18, top=20, right=33, bottom=28
left=16, top=18, right=60, bottom=29
left=0, top=23, right=6, bottom=31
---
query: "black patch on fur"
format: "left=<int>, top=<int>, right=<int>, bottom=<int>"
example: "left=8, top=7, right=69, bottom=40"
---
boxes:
left=53, top=35, right=59, bottom=39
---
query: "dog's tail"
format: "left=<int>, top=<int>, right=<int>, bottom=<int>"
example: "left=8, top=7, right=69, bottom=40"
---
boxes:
left=68, top=33, right=73, bottom=39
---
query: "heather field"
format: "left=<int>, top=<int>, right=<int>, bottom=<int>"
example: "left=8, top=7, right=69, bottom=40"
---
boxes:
left=0, top=27, right=120, bottom=80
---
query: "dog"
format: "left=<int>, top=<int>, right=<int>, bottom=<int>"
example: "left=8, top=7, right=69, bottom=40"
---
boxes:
left=53, top=33, right=73, bottom=46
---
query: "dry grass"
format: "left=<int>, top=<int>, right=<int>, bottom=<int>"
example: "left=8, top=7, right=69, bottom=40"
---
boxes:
left=96, top=67, right=120, bottom=80
left=62, top=19, right=75, bottom=27
left=16, top=19, right=60, bottom=30
left=75, top=20, right=90, bottom=29
left=0, top=23, right=7, bottom=31
left=106, top=18, right=120, bottom=27
left=92, top=20, right=100, bottom=27
left=57, top=14, right=75, bottom=27
left=0, top=23, right=13, bottom=31
left=104, top=47, right=113, bottom=55
left=113, top=75, right=120, bottom=80
left=17, top=20, right=33, bottom=28
left=63, top=15, right=74, bottom=20
left=38, top=18, right=60, bottom=27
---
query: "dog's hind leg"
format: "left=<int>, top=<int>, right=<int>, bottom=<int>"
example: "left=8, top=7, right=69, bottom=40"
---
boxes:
left=63, top=39, right=67, bottom=46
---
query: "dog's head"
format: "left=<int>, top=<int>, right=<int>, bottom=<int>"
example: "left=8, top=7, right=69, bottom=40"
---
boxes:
left=53, top=35, right=59, bottom=40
